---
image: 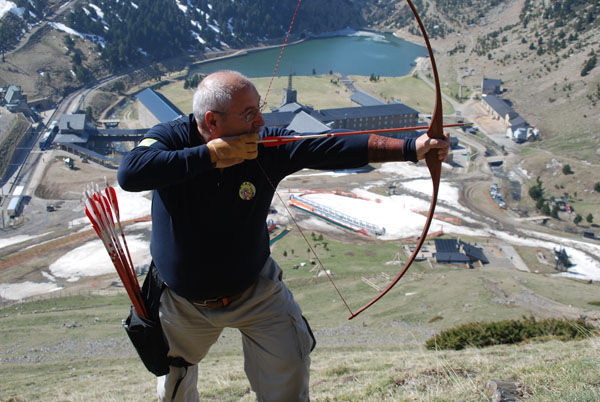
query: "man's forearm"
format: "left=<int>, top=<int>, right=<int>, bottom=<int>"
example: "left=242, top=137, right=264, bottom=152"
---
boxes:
left=117, top=145, right=214, bottom=191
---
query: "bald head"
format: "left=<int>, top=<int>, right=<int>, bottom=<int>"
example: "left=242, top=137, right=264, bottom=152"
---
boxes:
left=192, top=70, right=256, bottom=124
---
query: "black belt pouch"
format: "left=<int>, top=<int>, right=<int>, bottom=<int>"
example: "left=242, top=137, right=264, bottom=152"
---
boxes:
left=123, top=261, right=171, bottom=376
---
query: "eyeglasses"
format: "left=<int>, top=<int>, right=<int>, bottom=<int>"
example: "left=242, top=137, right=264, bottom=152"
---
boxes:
left=211, top=109, right=260, bottom=123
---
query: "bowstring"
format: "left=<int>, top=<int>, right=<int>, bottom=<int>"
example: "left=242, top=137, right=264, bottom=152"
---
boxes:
left=346, top=0, right=443, bottom=319
left=258, top=0, right=354, bottom=315
left=260, top=0, right=303, bottom=112
left=255, top=161, right=353, bottom=314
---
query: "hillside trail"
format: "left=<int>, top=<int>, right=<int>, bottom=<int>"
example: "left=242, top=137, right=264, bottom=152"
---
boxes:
left=482, top=276, right=600, bottom=326
left=6, top=2, right=75, bottom=56
left=0, top=213, right=149, bottom=271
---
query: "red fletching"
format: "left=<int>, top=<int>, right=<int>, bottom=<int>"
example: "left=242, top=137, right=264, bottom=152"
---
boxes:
left=83, top=184, right=147, bottom=318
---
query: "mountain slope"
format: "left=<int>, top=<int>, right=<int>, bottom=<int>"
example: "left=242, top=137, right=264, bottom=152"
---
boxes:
left=2, top=0, right=365, bottom=72
left=1, top=0, right=598, bottom=158
left=365, top=0, right=599, bottom=160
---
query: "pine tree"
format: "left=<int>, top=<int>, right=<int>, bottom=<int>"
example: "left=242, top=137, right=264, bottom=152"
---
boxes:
left=541, top=202, right=551, bottom=216
left=529, top=177, right=544, bottom=200
left=551, top=205, right=560, bottom=219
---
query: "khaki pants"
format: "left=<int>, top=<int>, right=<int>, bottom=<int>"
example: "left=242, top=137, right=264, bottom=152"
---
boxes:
left=157, top=257, right=314, bottom=401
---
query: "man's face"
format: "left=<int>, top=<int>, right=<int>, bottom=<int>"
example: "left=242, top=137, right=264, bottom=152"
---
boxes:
left=212, top=85, right=265, bottom=139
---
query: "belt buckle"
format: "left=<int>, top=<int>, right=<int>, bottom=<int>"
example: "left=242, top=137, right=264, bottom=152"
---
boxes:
left=194, top=296, right=231, bottom=308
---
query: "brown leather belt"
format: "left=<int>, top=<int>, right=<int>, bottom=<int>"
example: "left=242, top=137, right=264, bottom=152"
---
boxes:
left=190, top=288, right=246, bottom=309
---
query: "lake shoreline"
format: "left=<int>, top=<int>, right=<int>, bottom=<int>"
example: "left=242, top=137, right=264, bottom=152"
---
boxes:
left=188, top=28, right=428, bottom=77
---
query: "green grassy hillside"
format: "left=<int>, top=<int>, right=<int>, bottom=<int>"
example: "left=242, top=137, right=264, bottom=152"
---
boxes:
left=1, top=232, right=599, bottom=400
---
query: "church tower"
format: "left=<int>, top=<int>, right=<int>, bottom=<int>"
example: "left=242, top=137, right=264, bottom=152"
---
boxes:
left=281, top=74, right=297, bottom=106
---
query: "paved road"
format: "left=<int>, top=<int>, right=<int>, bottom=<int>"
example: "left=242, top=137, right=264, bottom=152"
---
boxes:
left=339, top=74, right=357, bottom=93
left=499, top=244, right=530, bottom=272
left=414, top=64, right=461, bottom=112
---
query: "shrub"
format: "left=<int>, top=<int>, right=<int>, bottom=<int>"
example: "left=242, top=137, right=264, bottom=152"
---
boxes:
left=581, top=53, right=597, bottom=76
left=541, top=202, right=551, bottom=216
left=535, top=197, right=545, bottom=210
left=562, top=164, right=574, bottom=174
left=425, top=317, right=596, bottom=350
left=529, top=177, right=544, bottom=200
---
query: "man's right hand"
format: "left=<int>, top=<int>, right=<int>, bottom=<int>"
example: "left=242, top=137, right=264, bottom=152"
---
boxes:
left=206, top=133, right=259, bottom=168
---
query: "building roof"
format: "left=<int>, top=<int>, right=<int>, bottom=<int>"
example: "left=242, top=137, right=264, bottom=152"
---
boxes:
left=272, top=102, right=306, bottom=113
left=435, top=252, right=471, bottom=264
left=5, top=85, right=22, bottom=104
left=136, top=88, right=182, bottom=123
left=57, top=142, right=121, bottom=162
left=482, top=78, right=502, bottom=91
left=95, top=128, right=148, bottom=136
left=59, top=113, right=86, bottom=132
left=287, top=111, right=331, bottom=133
left=265, top=99, right=419, bottom=131
left=484, top=95, right=528, bottom=128
left=54, top=132, right=89, bottom=143
left=434, top=238, right=489, bottom=264
left=509, top=114, right=528, bottom=128
left=350, top=91, right=386, bottom=106
left=483, top=94, right=513, bottom=117
left=460, top=242, right=489, bottom=264
left=319, top=103, right=418, bottom=121
left=7, top=196, right=22, bottom=211
left=434, top=239, right=459, bottom=253
left=262, top=111, right=297, bottom=127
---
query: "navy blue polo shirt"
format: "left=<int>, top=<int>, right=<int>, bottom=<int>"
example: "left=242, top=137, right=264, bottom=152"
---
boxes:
left=118, top=114, right=414, bottom=300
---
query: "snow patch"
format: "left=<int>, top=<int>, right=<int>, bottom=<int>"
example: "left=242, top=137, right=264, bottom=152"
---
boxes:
left=378, top=161, right=430, bottom=179
left=50, top=22, right=84, bottom=38
left=70, top=185, right=151, bottom=227
left=192, top=31, right=206, bottom=44
left=88, top=3, right=104, bottom=19
left=0, top=0, right=24, bottom=19
left=49, top=235, right=151, bottom=282
left=175, top=0, right=187, bottom=13
left=0, top=233, right=48, bottom=250
left=0, top=282, right=62, bottom=301
left=49, top=22, right=106, bottom=47
left=400, top=179, right=468, bottom=212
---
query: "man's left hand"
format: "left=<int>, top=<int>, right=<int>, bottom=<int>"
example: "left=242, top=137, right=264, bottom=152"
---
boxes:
left=416, top=132, right=450, bottom=161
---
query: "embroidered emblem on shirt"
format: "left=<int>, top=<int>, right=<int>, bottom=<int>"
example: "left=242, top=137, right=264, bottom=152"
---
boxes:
left=239, top=181, right=256, bottom=201
left=138, top=138, right=157, bottom=147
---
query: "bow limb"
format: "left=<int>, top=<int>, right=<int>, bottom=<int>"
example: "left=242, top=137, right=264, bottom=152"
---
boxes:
left=348, top=0, right=443, bottom=320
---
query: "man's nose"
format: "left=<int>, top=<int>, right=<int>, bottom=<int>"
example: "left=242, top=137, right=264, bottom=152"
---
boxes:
left=254, top=110, right=265, bottom=127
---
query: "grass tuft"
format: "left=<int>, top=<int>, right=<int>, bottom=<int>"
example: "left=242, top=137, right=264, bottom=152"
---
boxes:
left=425, top=316, right=597, bottom=350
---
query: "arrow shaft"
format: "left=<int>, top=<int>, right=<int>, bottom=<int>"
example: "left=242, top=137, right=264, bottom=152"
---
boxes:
left=84, top=186, right=148, bottom=318
left=259, top=123, right=469, bottom=146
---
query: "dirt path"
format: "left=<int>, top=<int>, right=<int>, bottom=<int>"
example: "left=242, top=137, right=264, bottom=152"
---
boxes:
left=482, top=276, right=600, bottom=323
left=0, top=229, right=96, bottom=271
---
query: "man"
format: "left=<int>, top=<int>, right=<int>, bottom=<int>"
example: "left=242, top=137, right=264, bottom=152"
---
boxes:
left=118, top=70, right=449, bottom=401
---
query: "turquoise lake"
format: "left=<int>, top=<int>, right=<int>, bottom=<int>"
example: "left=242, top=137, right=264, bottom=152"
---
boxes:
left=190, top=31, right=428, bottom=77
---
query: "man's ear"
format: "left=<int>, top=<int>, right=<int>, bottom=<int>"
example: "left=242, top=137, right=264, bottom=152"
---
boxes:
left=204, top=111, right=219, bottom=134
left=204, top=111, right=216, bottom=125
